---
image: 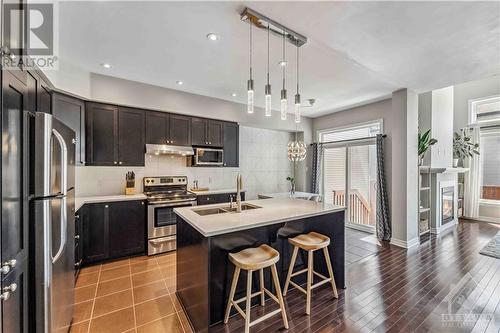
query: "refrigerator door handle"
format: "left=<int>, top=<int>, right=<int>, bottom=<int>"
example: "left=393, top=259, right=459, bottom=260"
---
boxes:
left=50, top=128, right=68, bottom=263
left=52, top=128, right=68, bottom=196
left=52, top=196, right=67, bottom=264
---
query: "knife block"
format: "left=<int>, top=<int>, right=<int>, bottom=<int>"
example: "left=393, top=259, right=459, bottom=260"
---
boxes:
left=125, top=180, right=136, bottom=195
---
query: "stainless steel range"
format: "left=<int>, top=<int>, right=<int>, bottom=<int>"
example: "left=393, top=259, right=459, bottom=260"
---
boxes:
left=144, top=176, right=197, bottom=255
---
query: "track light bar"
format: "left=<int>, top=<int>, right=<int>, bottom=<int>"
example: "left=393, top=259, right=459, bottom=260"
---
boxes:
left=240, top=7, right=308, bottom=47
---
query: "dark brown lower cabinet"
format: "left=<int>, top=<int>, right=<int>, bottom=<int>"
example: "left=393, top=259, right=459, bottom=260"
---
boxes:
left=196, top=192, right=245, bottom=206
left=1, top=258, right=28, bottom=333
left=108, top=200, right=146, bottom=257
left=82, top=200, right=146, bottom=265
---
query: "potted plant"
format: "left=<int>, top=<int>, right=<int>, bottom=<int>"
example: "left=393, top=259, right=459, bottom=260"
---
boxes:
left=453, top=131, right=479, bottom=167
left=418, top=129, right=438, bottom=166
left=286, top=176, right=296, bottom=195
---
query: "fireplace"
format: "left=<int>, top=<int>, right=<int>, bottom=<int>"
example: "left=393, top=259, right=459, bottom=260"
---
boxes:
left=442, top=186, right=455, bottom=225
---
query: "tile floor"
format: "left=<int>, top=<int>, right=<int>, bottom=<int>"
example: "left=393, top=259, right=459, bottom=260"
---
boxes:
left=70, top=252, right=193, bottom=333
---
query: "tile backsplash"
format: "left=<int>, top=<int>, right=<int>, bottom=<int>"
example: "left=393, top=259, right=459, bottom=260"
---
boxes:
left=75, top=126, right=294, bottom=199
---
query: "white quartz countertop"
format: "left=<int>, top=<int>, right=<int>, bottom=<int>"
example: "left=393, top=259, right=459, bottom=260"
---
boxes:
left=174, top=197, right=345, bottom=237
left=189, top=189, right=246, bottom=195
left=258, top=192, right=319, bottom=200
left=75, top=194, right=147, bottom=211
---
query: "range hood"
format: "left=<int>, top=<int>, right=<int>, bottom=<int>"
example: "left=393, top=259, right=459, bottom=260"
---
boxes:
left=146, top=144, right=194, bottom=156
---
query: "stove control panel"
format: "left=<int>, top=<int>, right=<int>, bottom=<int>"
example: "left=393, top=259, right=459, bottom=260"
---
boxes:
left=143, top=176, right=188, bottom=186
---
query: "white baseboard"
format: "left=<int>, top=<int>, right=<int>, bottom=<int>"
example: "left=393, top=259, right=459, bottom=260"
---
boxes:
left=390, top=237, right=419, bottom=249
left=346, top=222, right=375, bottom=234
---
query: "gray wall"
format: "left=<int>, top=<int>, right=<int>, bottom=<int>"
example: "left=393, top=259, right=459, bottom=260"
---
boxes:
left=88, top=73, right=313, bottom=192
left=313, top=94, right=419, bottom=246
left=313, top=98, right=393, bottom=207
left=453, top=75, right=500, bottom=131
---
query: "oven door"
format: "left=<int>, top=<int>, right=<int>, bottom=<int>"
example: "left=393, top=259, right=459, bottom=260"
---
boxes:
left=194, top=148, right=224, bottom=166
left=147, top=201, right=196, bottom=239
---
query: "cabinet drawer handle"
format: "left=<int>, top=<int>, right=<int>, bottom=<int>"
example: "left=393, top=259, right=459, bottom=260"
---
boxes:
left=1, top=259, right=17, bottom=275
left=75, top=235, right=80, bottom=240
left=166, top=140, right=170, bottom=144
left=209, top=141, right=212, bottom=145
left=119, top=161, right=123, bottom=165
left=105, top=205, right=109, bottom=208
left=1, top=283, right=17, bottom=300
left=114, top=161, right=117, bottom=165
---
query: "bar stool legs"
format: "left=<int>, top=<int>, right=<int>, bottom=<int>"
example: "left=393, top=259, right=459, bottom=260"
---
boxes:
left=223, top=245, right=288, bottom=333
left=283, top=232, right=338, bottom=315
left=224, top=267, right=240, bottom=324
left=323, top=247, right=338, bottom=298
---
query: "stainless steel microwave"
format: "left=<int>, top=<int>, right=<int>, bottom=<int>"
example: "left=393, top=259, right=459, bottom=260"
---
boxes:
left=193, top=147, right=224, bottom=166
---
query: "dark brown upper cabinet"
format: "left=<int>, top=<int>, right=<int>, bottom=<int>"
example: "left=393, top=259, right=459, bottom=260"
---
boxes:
left=118, top=107, right=145, bottom=166
left=52, top=93, right=86, bottom=165
left=146, top=112, right=191, bottom=146
left=223, top=122, right=239, bottom=167
left=169, top=114, right=191, bottom=146
left=146, top=111, right=168, bottom=144
left=191, top=118, right=223, bottom=147
left=86, top=103, right=118, bottom=166
left=86, top=102, right=145, bottom=166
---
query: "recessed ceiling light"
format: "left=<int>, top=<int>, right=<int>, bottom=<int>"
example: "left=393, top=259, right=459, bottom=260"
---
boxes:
left=101, top=63, right=112, bottom=69
left=232, top=93, right=237, bottom=97
left=176, top=80, right=184, bottom=85
left=278, top=61, right=288, bottom=67
left=206, top=33, right=220, bottom=41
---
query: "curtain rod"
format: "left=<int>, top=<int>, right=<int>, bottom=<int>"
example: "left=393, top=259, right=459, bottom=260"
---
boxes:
left=312, top=134, right=386, bottom=146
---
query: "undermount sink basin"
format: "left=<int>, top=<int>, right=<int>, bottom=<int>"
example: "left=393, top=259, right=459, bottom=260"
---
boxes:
left=193, top=203, right=261, bottom=216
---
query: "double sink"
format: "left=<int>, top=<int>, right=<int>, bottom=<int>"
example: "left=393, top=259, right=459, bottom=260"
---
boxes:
left=194, top=203, right=261, bottom=216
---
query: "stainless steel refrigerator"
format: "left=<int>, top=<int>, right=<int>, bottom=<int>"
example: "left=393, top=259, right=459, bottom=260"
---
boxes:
left=32, top=113, right=76, bottom=333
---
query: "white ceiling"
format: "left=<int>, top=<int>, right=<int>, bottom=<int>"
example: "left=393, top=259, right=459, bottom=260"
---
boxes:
left=58, top=1, right=500, bottom=117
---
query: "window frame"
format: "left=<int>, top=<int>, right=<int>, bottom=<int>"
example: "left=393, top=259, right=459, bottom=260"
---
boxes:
left=479, top=126, right=500, bottom=205
left=468, top=94, right=500, bottom=126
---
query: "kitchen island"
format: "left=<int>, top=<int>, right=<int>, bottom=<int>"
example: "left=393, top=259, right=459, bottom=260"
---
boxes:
left=174, top=197, right=346, bottom=333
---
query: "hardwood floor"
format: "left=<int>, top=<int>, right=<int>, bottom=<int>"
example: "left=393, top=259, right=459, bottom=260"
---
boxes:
left=211, top=220, right=500, bottom=333
left=73, top=221, right=499, bottom=332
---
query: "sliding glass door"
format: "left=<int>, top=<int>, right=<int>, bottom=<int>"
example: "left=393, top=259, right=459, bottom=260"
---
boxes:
left=347, top=144, right=377, bottom=231
left=320, top=121, right=381, bottom=233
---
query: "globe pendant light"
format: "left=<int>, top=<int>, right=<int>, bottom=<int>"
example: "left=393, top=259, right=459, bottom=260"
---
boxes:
left=287, top=131, right=307, bottom=162
left=247, top=20, right=254, bottom=114
left=280, top=32, right=287, bottom=120
left=294, top=45, right=301, bottom=123
left=265, top=24, right=272, bottom=117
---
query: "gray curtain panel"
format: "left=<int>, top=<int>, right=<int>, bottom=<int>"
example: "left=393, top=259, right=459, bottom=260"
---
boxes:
left=376, top=134, right=391, bottom=241
left=311, top=143, right=323, bottom=194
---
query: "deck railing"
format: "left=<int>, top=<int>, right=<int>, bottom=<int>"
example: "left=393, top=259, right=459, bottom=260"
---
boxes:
left=332, top=190, right=373, bottom=226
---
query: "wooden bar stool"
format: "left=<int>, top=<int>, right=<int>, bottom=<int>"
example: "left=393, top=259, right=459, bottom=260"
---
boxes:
left=283, top=232, right=338, bottom=315
left=224, top=244, right=289, bottom=333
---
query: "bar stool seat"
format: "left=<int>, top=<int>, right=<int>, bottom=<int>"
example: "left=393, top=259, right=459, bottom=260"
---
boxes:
left=224, top=244, right=288, bottom=333
left=228, top=245, right=279, bottom=270
left=288, top=231, right=330, bottom=250
left=283, top=232, right=338, bottom=315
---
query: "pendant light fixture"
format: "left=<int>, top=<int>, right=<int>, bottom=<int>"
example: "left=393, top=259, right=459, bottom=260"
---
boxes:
left=280, top=32, right=287, bottom=120
left=247, top=19, right=254, bottom=114
left=294, top=44, right=301, bottom=123
left=265, top=24, right=272, bottom=117
left=287, top=130, right=307, bottom=162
